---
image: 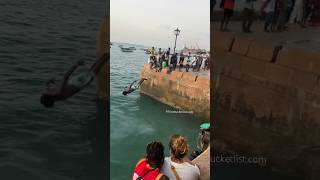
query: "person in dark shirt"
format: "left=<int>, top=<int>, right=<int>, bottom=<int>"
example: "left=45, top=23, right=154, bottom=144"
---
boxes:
left=185, top=52, right=191, bottom=72
left=196, top=56, right=203, bottom=72
left=178, top=52, right=185, bottom=72
left=165, top=47, right=171, bottom=66
left=170, top=53, right=178, bottom=71
left=242, top=0, right=257, bottom=33
left=161, top=53, right=166, bottom=71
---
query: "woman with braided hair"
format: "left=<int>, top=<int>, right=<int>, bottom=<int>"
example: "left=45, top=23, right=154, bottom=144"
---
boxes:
left=132, top=141, right=169, bottom=180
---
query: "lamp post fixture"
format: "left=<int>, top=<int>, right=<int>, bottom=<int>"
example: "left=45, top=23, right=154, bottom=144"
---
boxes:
left=173, top=28, right=180, bottom=54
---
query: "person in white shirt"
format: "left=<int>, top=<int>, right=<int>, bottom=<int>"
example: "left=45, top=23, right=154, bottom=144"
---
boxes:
left=161, top=135, right=200, bottom=180
left=191, top=56, right=197, bottom=72
left=289, top=0, right=303, bottom=24
left=200, top=55, right=206, bottom=70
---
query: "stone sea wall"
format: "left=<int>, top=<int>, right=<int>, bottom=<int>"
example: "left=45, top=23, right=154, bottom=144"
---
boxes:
left=192, top=147, right=210, bottom=180
left=140, top=64, right=210, bottom=121
left=213, top=30, right=320, bottom=178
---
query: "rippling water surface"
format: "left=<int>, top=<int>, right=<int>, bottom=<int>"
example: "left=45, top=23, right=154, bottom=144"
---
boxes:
left=110, top=43, right=204, bottom=180
left=0, top=1, right=106, bottom=179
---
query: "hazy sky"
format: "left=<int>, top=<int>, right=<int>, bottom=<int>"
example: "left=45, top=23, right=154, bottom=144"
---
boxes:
left=110, top=0, right=210, bottom=50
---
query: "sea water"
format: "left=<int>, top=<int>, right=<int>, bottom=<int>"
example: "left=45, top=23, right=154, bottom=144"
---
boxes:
left=110, top=43, right=203, bottom=180
left=0, top=1, right=106, bottom=179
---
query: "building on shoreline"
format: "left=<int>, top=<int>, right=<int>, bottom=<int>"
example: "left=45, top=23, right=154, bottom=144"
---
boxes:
left=181, top=45, right=207, bottom=55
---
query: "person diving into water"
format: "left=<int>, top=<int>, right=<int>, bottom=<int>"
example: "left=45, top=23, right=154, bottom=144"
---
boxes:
left=40, top=53, right=108, bottom=107
left=122, top=78, right=147, bottom=96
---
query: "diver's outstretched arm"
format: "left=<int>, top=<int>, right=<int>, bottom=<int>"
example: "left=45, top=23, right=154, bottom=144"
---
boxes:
left=138, top=78, right=147, bottom=86
left=133, top=78, right=147, bottom=89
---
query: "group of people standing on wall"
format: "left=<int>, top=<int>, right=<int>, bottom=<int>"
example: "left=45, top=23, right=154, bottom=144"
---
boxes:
left=132, top=123, right=210, bottom=180
left=213, top=0, right=318, bottom=33
left=148, top=47, right=210, bottom=73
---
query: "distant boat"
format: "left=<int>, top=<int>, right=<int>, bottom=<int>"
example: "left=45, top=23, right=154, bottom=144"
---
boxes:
left=128, top=46, right=136, bottom=50
left=121, top=47, right=133, bottom=52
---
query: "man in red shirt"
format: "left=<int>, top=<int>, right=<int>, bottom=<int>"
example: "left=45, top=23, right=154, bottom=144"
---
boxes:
left=220, top=0, right=235, bottom=31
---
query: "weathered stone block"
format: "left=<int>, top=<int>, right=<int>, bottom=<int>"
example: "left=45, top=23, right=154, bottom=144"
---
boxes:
left=309, top=55, right=320, bottom=75
left=244, top=83, right=289, bottom=118
left=160, top=68, right=168, bottom=74
left=192, top=148, right=210, bottom=180
left=304, top=101, right=320, bottom=121
left=214, top=49, right=242, bottom=78
left=276, top=48, right=320, bottom=74
left=213, top=50, right=231, bottom=74
left=216, top=75, right=240, bottom=93
left=247, top=41, right=278, bottom=62
left=300, top=102, right=320, bottom=144
left=195, top=76, right=210, bottom=88
left=231, top=36, right=253, bottom=55
left=292, top=70, right=317, bottom=91
left=217, top=75, right=289, bottom=118
left=212, top=31, right=235, bottom=51
left=169, top=71, right=183, bottom=81
left=181, top=72, right=197, bottom=85
left=150, top=69, right=169, bottom=79
left=141, top=64, right=149, bottom=77
left=228, top=54, right=242, bottom=79
left=264, top=63, right=293, bottom=86
left=241, top=57, right=266, bottom=79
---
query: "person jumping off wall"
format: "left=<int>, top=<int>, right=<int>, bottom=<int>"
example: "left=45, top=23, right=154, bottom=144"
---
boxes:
left=40, top=53, right=108, bottom=108
left=122, top=78, right=148, bottom=96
